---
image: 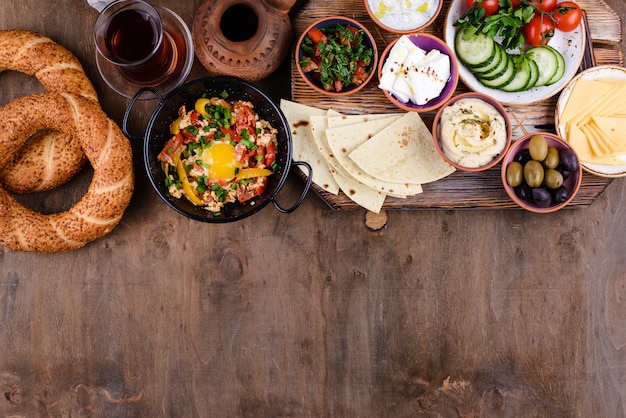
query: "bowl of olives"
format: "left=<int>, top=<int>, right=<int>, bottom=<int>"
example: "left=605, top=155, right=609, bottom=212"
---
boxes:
left=501, top=132, right=582, bottom=213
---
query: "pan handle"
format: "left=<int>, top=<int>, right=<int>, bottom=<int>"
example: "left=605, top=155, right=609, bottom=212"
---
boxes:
left=271, top=161, right=313, bottom=214
left=122, top=87, right=163, bottom=141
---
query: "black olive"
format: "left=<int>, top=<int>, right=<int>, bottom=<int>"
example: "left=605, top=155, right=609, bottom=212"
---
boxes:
left=559, top=148, right=579, bottom=172
left=556, top=164, right=571, bottom=180
left=514, top=183, right=533, bottom=201
left=514, top=149, right=532, bottom=165
left=532, top=187, right=552, bottom=207
left=553, top=185, right=570, bottom=203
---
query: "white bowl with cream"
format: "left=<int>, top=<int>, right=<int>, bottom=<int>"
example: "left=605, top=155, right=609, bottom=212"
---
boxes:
left=364, top=0, right=442, bottom=34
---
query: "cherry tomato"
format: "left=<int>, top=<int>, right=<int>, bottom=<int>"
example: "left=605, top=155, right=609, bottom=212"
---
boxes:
left=466, top=0, right=500, bottom=17
left=551, top=1, right=582, bottom=32
left=532, top=0, right=557, bottom=13
left=510, top=0, right=521, bottom=6
left=524, top=14, right=555, bottom=46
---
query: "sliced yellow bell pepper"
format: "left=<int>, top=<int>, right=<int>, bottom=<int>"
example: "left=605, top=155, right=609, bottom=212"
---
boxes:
left=195, top=98, right=212, bottom=119
left=170, top=117, right=182, bottom=135
left=235, top=168, right=273, bottom=181
left=175, top=156, right=204, bottom=206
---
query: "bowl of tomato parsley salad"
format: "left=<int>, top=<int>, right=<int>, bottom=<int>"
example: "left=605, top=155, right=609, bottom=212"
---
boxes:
left=126, top=76, right=312, bottom=222
left=296, top=16, right=378, bottom=96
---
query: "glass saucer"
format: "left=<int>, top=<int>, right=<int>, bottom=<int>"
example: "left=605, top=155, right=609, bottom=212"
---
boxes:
left=96, top=5, right=194, bottom=99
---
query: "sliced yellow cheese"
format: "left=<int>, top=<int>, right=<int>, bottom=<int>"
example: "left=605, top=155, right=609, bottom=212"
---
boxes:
left=592, top=116, right=626, bottom=152
left=559, top=79, right=614, bottom=127
left=560, top=77, right=626, bottom=166
left=587, top=120, right=625, bottom=153
left=566, top=124, right=623, bottom=165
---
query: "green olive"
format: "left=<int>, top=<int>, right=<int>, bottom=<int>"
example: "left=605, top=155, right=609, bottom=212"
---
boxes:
left=529, top=134, right=548, bottom=161
left=542, top=147, right=560, bottom=169
left=506, top=161, right=523, bottom=187
left=524, top=160, right=544, bottom=188
left=543, top=168, right=564, bottom=189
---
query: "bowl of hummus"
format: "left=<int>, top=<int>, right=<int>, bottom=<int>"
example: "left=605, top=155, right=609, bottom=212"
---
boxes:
left=364, top=0, right=442, bottom=34
left=432, top=92, right=511, bottom=172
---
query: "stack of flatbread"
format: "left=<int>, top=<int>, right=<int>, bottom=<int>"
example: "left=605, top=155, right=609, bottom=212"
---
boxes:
left=280, top=99, right=455, bottom=213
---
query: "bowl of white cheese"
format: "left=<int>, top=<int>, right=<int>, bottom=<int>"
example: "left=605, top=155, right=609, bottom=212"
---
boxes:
left=378, top=33, right=458, bottom=113
left=365, top=0, right=442, bottom=34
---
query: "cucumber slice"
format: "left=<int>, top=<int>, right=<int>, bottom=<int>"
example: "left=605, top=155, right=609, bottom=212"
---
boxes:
left=524, top=59, right=540, bottom=90
left=472, top=43, right=505, bottom=75
left=527, top=47, right=559, bottom=87
left=500, top=58, right=533, bottom=92
left=455, top=28, right=496, bottom=69
left=477, top=44, right=510, bottom=80
left=544, top=45, right=565, bottom=85
left=478, top=54, right=515, bottom=89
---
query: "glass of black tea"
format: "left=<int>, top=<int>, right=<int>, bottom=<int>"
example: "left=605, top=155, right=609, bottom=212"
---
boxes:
left=94, top=0, right=177, bottom=86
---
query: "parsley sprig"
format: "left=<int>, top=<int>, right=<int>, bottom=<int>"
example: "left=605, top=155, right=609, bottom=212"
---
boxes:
left=456, top=0, right=535, bottom=51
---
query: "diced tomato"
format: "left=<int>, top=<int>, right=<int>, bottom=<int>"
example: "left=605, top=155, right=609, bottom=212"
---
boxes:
left=265, top=143, right=276, bottom=168
left=208, top=178, right=229, bottom=187
left=157, top=132, right=183, bottom=164
left=220, top=126, right=241, bottom=142
left=352, top=62, right=369, bottom=85
left=307, top=28, right=327, bottom=45
left=234, top=143, right=248, bottom=162
left=189, top=110, right=200, bottom=124
left=181, top=128, right=196, bottom=143
left=300, top=58, right=319, bottom=73
left=255, top=177, right=268, bottom=196
left=332, top=79, right=344, bottom=92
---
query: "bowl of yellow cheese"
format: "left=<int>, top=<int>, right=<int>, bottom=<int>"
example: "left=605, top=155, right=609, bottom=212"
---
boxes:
left=555, top=65, right=626, bottom=177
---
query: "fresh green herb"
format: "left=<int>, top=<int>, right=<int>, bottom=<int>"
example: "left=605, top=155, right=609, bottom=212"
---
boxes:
left=185, top=125, right=199, bottom=136
left=456, top=0, right=535, bottom=50
left=197, top=176, right=208, bottom=194
left=211, top=184, right=228, bottom=202
left=241, top=137, right=257, bottom=150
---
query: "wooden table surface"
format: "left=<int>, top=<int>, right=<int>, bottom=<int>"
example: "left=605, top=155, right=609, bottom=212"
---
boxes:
left=1, top=0, right=626, bottom=416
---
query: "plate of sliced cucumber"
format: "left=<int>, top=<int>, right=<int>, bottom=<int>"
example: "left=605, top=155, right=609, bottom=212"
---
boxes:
left=444, top=0, right=585, bottom=106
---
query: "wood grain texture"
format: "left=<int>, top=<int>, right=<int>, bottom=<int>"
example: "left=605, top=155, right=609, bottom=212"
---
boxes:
left=291, top=0, right=624, bottom=210
left=1, top=0, right=626, bottom=417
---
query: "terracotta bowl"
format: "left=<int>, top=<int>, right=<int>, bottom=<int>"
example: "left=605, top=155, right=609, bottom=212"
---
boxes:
left=501, top=132, right=582, bottom=213
left=378, top=33, right=458, bottom=113
left=364, top=0, right=443, bottom=34
left=432, top=92, right=511, bottom=172
left=295, top=16, right=378, bottom=97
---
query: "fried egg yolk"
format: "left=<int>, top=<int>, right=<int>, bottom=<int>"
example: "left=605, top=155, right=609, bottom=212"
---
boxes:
left=202, top=142, right=241, bottom=180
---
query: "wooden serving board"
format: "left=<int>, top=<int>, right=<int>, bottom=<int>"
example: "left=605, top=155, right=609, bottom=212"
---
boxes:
left=291, top=0, right=624, bottom=210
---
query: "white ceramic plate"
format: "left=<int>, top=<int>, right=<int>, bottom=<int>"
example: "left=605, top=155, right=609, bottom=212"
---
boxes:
left=555, top=65, right=626, bottom=177
left=443, top=0, right=585, bottom=106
